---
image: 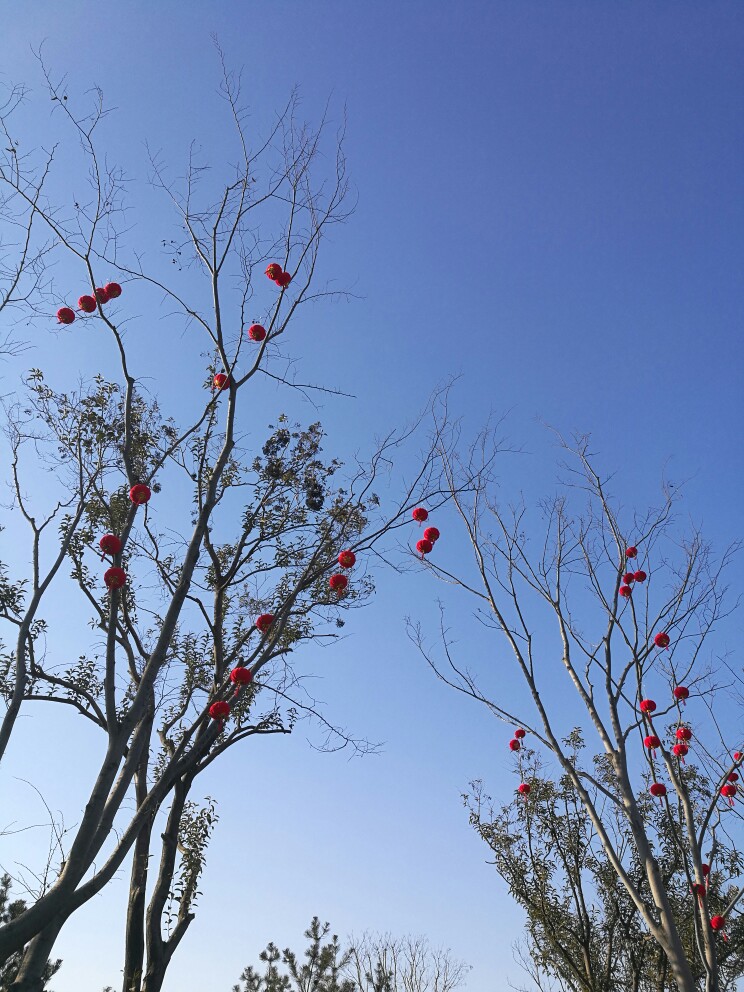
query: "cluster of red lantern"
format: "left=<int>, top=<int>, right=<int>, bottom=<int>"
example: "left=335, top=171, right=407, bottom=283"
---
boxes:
left=265, top=263, right=292, bottom=289
left=619, top=567, right=647, bottom=599
left=98, top=485, right=151, bottom=592
left=56, top=283, right=122, bottom=324
left=509, top=728, right=526, bottom=752
left=329, top=549, right=356, bottom=596
left=411, top=507, right=441, bottom=559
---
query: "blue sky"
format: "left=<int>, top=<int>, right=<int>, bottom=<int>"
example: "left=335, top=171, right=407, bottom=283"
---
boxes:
left=1, top=3, right=743, bottom=990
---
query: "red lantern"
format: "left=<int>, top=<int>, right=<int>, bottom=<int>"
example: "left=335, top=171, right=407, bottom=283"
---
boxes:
left=654, top=632, right=671, bottom=649
left=711, top=915, right=727, bottom=933
left=248, top=323, right=267, bottom=342
left=78, top=295, right=96, bottom=313
left=416, top=538, right=433, bottom=557
left=649, top=782, right=667, bottom=800
left=412, top=507, right=429, bottom=523
left=99, top=534, right=122, bottom=557
left=329, top=573, right=348, bottom=594
left=673, top=686, right=689, bottom=703
left=213, top=373, right=230, bottom=390
left=729, top=772, right=739, bottom=782
left=634, top=570, right=647, bottom=582
left=735, top=752, right=743, bottom=762
left=104, top=566, right=127, bottom=590
left=691, top=883, right=706, bottom=898
left=265, top=263, right=282, bottom=280
left=702, top=863, right=711, bottom=877
left=619, top=585, right=632, bottom=598
left=423, top=527, right=440, bottom=543
left=676, top=727, right=692, bottom=742
left=255, top=613, right=275, bottom=633
left=644, top=735, right=661, bottom=752
left=275, top=271, right=292, bottom=288
left=514, top=728, right=526, bottom=739
left=509, top=739, right=521, bottom=752
left=209, top=700, right=230, bottom=722
left=230, top=667, right=253, bottom=695
left=623, top=572, right=635, bottom=584
left=104, top=282, right=122, bottom=299
left=639, top=699, right=656, bottom=714
left=57, top=307, right=76, bottom=325
left=517, top=783, right=530, bottom=796
left=337, top=550, right=356, bottom=569
left=721, top=784, right=738, bottom=805
left=672, top=743, right=688, bottom=761
left=625, top=546, right=638, bottom=559
left=94, top=287, right=109, bottom=305
left=129, top=484, right=151, bottom=505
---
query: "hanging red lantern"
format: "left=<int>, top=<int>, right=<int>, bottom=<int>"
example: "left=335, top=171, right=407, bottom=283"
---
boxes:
left=702, top=863, right=711, bottom=877
left=514, top=728, right=526, bottom=739
left=129, top=484, right=151, bottom=505
left=623, top=572, right=635, bottom=584
left=672, top=743, right=688, bottom=761
left=416, top=538, right=433, bottom=557
left=78, top=295, right=96, bottom=313
left=94, top=287, right=109, bottom=305
left=104, top=282, right=122, bottom=299
left=213, top=373, right=230, bottom=390
left=329, top=573, right=348, bottom=594
left=279, top=271, right=293, bottom=287
left=423, top=527, right=440, bottom=543
left=728, top=772, right=739, bottom=782
left=735, top=752, right=743, bottom=762
left=619, top=585, right=632, bottom=598
left=337, top=550, right=356, bottom=569
left=509, top=739, right=521, bottom=752
left=265, top=263, right=282, bottom=280
left=248, top=323, right=267, bottom=341
left=57, top=307, right=76, bottom=324
left=517, top=783, right=530, bottom=796
left=691, top=883, right=706, bottom=899
left=209, top=700, right=230, bottom=722
left=99, top=534, right=122, bottom=557
left=230, top=667, right=253, bottom=695
left=104, top=566, right=127, bottom=590
left=711, top=915, right=727, bottom=933
left=255, top=613, right=275, bottom=633
left=644, top=735, right=661, bottom=752
left=639, top=699, right=656, bottom=714
left=654, top=632, right=671, bottom=649
left=676, top=727, right=692, bottom=742
left=625, top=546, right=638, bottom=559
left=634, top=570, right=647, bottom=582
left=649, top=782, right=667, bottom=800
left=412, top=507, right=429, bottom=523
left=673, top=686, right=689, bottom=703
left=721, top=784, right=738, bottom=805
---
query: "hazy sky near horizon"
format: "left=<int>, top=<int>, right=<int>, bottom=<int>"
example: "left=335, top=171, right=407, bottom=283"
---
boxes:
left=1, top=3, right=743, bottom=991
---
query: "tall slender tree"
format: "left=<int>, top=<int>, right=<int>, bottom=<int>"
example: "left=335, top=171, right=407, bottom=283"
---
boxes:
left=0, top=53, right=459, bottom=991
left=411, top=429, right=742, bottom=992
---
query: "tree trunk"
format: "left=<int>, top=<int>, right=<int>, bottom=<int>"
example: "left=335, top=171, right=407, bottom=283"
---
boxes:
left=122, top=716, right=155, bottom=992
left=7, top=918, right=63, bottom=992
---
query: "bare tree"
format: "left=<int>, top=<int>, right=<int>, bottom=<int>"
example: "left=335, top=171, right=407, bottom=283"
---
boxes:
left=0, top=53, right=461, bottom=992
left=410, top=428, right=742, bottom=992
left=345, top=933, right=470, bottom=992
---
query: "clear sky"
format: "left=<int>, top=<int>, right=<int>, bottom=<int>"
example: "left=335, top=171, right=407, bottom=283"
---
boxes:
left=1, top=2, right=743, bottom=991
